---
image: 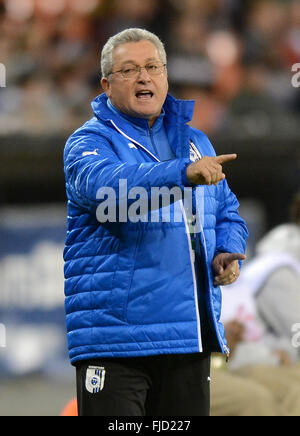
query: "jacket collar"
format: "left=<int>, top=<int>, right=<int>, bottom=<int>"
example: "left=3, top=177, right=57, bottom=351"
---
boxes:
left=91, top=93, right=195, bottom=159
left=91, top=93, right=195, bottom=126
left=106, top=97, right=166, bottom=134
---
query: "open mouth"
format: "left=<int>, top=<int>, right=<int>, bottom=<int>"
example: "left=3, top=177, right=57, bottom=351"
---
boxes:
left=135, top=91, right=154, bottom=99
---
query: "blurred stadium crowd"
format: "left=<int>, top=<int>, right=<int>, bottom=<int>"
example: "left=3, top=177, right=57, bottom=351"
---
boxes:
left=0, top=0, right=299, bottom=137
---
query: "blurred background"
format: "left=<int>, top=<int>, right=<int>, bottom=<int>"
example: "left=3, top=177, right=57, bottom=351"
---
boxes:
left=0, top=0, right=299, bottom=416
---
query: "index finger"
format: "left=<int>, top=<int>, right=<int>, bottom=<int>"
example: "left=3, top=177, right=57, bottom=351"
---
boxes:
left=215, top=154, right=237, bottom=164
left=226, top=253, right=247, bottom=263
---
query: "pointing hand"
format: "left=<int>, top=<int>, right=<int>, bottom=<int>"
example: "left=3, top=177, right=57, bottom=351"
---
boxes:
left=186, top=154, right=237, bottom=186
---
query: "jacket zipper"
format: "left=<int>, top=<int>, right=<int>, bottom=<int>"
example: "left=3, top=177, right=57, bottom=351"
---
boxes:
left=148, top=127, right=160, bottom=158
left=200, top=226, right=230, bottom=360
left=180, top=201, right=203, bottom=352
left=189, top=140, right=230, bottom=359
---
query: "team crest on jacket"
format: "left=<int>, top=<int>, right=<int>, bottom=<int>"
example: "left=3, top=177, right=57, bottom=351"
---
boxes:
left=85, top=366, right=106, bottom=393
left=190, top=140, right=202, bottom=162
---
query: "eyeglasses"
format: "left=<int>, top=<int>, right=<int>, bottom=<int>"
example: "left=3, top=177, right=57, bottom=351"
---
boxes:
left=109, top=63, right=167, bottom=79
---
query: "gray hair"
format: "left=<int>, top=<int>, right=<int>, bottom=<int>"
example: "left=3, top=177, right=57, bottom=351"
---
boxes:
left=101, top=28, right=167, bottom=79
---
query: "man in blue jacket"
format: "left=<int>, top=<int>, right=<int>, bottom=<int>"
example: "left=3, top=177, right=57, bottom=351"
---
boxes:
left=63, top=28, right=248, bottom=416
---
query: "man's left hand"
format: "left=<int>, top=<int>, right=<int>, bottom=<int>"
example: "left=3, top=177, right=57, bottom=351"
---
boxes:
left=212, top=252, right=246, bottom=286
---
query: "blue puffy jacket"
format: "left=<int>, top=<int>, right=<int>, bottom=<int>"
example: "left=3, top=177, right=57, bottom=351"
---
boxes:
left=63, top=93, right=248, bottom=365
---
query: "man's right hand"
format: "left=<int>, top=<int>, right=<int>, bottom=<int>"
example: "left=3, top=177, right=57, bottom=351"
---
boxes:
left=186, top=154, right=237, bottom=186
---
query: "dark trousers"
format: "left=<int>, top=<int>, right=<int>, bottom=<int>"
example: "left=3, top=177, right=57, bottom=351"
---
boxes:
left=76, top=352, right=211, bottom=416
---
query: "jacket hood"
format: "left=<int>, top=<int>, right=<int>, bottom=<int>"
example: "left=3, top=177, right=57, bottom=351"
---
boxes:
left=256, top=223, right=300, bottom=261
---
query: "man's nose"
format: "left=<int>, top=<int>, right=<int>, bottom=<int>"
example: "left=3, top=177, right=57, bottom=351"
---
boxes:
left=137, top=67, right=151, bottom=81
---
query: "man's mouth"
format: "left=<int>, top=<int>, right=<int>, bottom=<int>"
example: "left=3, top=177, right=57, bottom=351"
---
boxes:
left=135, top=90, right=154, bottom=99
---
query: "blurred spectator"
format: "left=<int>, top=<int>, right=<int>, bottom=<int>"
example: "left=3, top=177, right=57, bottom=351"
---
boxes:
left=221, top=189, right=300, bottom=364
left=282, top=0, right=300, bottom=68
left=103, top=0, right=160, bottom=35
left=243, top=0, right=288, bottom=67
left=177, top=85, right=226, bottom=135
left=210, top=321, right=281, bottom=416
left=217, top=189, right=300, bottom=415
left=255, top=190, right=300, bottom=346
left=211, top=319, right=300, bottom=416
left=0, top=0, right=299, bottom=136
left=224, top=61, right=294, bottom=138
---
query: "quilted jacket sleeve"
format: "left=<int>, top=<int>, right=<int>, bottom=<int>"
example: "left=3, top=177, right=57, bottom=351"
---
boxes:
left=64, top=129, right=192, bottom=211
left=215, top=179, right=248, bottom=256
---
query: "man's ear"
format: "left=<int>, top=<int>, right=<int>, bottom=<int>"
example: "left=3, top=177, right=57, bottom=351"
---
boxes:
left=101, top=77, right=111, bottom=96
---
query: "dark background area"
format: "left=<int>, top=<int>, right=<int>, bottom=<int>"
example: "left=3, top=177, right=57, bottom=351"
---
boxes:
left=1, top=133, right=299, bottom=231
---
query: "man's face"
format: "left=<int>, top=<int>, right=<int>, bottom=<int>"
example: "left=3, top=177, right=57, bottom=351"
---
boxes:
left=101, top=40, right=168, bottom=126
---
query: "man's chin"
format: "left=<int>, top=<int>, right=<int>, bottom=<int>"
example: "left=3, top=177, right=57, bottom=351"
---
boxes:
left=127, top=109, right=158, bottom=122
left=122, top=103, right=161, bottom=123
